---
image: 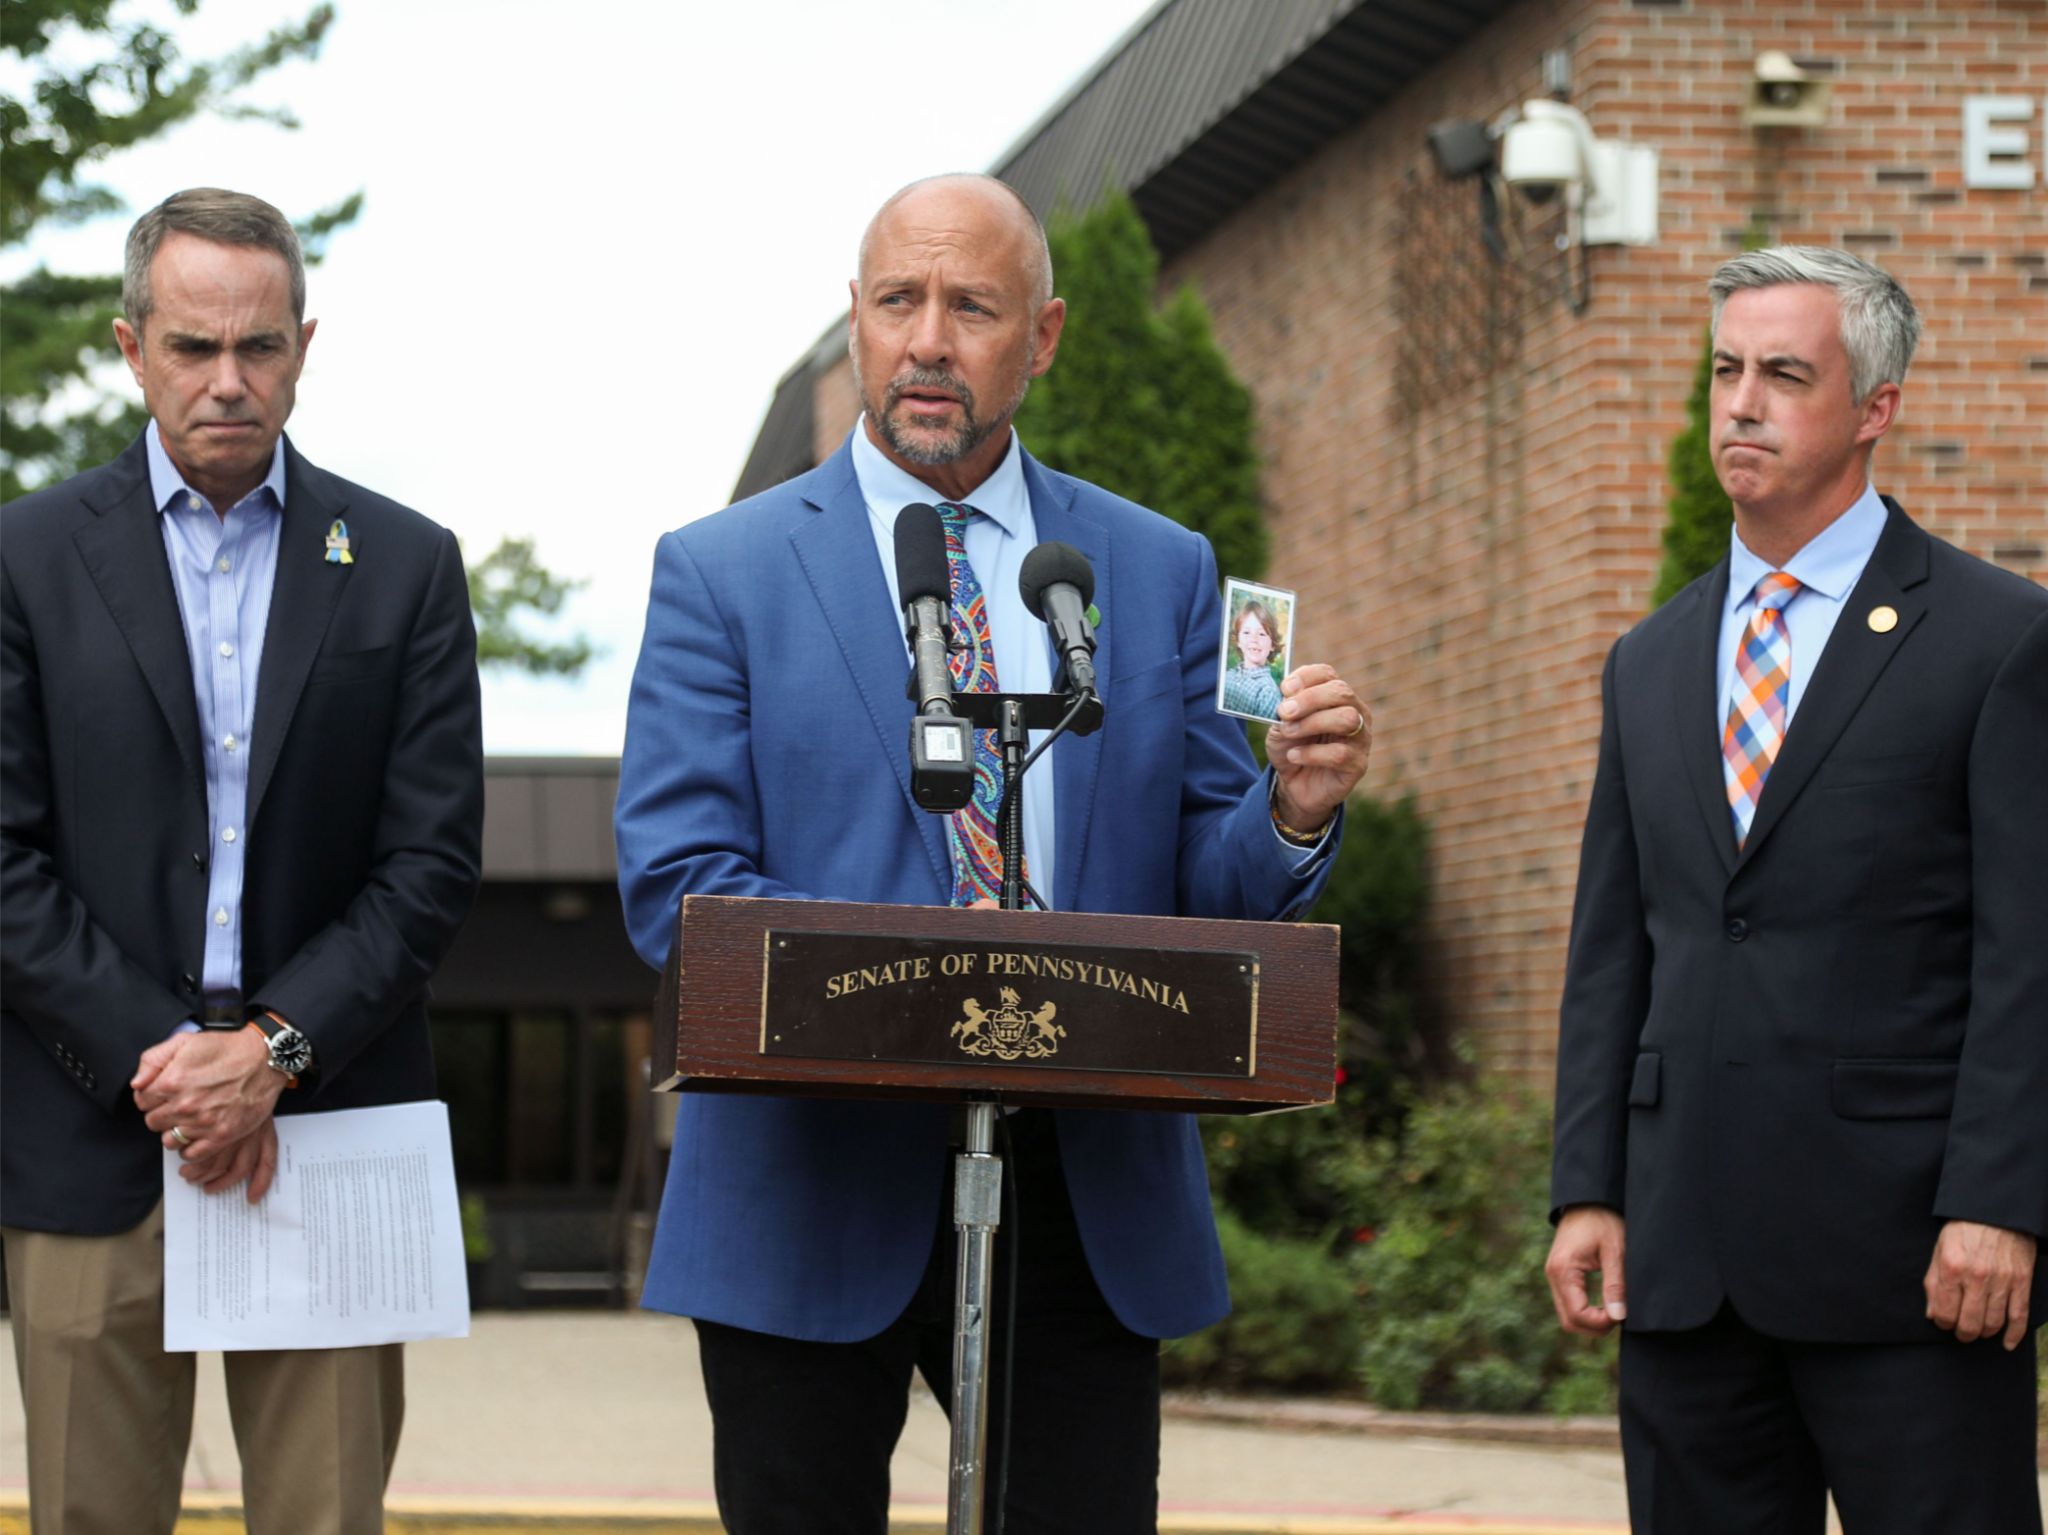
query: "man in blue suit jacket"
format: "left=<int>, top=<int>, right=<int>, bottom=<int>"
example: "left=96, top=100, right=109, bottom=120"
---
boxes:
left=616, top=174, right=1372, bottom=1532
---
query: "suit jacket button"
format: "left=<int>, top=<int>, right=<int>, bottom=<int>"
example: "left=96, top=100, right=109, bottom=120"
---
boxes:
left=182, top=974, right=199, bottom=994
left=1725, top=918, right=1749, bottom=942
left=192, top=852, right=206, bottom=871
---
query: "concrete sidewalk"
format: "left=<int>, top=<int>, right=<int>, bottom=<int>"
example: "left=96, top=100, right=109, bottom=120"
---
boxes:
left=2, top=1311, right=1637, bottom=1532
left=9, top=1311, right=2033, bottom=1531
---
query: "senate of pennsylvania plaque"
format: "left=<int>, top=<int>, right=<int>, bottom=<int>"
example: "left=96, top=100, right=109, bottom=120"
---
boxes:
left=761, top=930, right=1260, bottom=1079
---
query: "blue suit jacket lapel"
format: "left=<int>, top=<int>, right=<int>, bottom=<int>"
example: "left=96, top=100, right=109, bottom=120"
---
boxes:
left=1020, top=451, right=1108, bottom=915
left=789, top=442, right=951, bottom=899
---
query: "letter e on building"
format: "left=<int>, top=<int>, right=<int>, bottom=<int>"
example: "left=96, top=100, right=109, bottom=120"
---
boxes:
left=1964, top=97, right=2039, bottom=190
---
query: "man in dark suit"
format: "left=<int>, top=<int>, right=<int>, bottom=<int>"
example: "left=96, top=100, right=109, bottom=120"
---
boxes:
left=1, top=188, right=483, bottom=1534
left=1546, top=247, right=2047, bottom=1532
left=615, top=173, right=1371, bottom=1533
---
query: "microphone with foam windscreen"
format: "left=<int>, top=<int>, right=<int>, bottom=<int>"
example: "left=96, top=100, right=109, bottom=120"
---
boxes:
left=1019, top=541, right=1099, bottom=698
left=895, top=504, right=957, bottom=716
left=893, top=504, right=976, bottom=811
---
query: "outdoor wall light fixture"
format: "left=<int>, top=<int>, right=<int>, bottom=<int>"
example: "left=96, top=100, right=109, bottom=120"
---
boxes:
left=1742, top=51, right=1831, bottom=130
left=1427, top=117, right=1508, bottom=262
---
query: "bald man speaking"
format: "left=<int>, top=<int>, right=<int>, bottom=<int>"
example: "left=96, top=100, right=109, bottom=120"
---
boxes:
left=615, top=175, right=1372, bottom=1532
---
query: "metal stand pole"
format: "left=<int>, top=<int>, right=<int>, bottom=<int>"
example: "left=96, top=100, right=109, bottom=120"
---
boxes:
left=946, top=1100, right=1001, bottom=1534
left=946, top=700, right=1033, bottom=1533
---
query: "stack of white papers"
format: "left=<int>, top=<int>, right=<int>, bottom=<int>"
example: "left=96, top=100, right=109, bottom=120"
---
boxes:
left=163, top=1100, right=470, bottom=1352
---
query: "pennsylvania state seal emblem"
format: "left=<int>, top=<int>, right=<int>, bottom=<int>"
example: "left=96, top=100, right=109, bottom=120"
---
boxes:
left=951, top=987, right=1064, bottom=1061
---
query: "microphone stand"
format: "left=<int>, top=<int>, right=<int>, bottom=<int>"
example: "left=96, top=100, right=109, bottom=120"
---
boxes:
left=927, top=685, right=1099, bottom=1535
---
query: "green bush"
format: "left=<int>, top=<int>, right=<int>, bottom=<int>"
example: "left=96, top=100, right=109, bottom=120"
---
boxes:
left=1164, top=1209, right=1364, bottom=1392
left=1349, top=1075, right=1615, bottom=1414
left=1179, top=790, right=1614, bottom=1412
left=1202, top=1092, right=1379, bottom=1248
left=1184, top=1070, right=1618, bottom=1412
left=1315, top=794, right=1433, bottom=1128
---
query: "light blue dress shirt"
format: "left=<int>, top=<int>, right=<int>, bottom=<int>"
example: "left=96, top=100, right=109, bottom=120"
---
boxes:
left=146, top=420, right=286, bottom=1003
left=850, top=421, right=1060, bottom=906
left=1717, top=483, right=1888, bottom=737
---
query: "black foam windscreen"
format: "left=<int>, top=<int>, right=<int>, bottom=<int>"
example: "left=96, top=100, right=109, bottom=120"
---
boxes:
left=1018, top=541, right=1095, bottom=620
left=893, top=503, right=951, bottom=604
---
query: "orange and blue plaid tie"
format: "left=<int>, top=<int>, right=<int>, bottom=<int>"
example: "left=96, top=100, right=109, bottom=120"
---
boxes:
left=1722, top=570, right=1803, bottom=848
left=936, top=501, right=1025, bottom=905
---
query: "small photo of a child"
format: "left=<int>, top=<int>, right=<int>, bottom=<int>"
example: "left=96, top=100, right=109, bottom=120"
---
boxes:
left=1217, top=578, right=1295, bottom=723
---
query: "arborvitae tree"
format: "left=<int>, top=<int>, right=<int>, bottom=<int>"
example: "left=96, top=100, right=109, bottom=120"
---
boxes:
left=1014, top=191, right=1267, bottom=579
left=3, top=1, right=588, bottom=674
left=468, top=537, right=592, bottom=676
left=1650, top=331, right=1732, bottom=609
left=1, top=0, right=358, bottom=501
left=1651, top=225, right=1768, bottom=609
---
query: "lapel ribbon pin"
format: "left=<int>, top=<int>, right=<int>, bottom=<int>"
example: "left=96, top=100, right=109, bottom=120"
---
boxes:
left=324, top=518, right=354, bottom=566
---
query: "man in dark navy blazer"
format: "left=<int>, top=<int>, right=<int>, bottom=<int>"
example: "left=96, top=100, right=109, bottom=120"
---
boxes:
left=615, top=174, right=1372, bottom=1532
left=1, top=189, right=483, bottom=1533
left=1546, top=248, right=2047, bottom=1533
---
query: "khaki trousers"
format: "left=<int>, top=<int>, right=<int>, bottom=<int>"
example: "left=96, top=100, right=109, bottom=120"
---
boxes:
left=3, top=1201, right=403, bottom=1535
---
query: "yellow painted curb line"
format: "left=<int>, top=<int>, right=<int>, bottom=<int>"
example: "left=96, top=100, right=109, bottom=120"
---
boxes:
left=0, top=1493, right=1628, bottom=1535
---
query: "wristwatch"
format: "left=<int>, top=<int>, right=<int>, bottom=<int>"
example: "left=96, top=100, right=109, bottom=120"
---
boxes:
left=247, top=1011, right=315, bottom=1087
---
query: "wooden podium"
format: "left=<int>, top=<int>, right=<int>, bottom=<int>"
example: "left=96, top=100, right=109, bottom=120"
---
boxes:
left=654, top=892, right=1340, bottom=1534
left=657, top=894, right=1341, bottom=1115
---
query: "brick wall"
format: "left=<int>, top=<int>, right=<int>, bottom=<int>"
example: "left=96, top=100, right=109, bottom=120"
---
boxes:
left=809, top=0, right=2047, bottom=1080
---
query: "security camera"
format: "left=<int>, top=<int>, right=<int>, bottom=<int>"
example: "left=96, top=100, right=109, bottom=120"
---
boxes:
left=1742, top=51, right=1831, bottom=129
left=1493, top=99, right=1660, bottom=247
left=1499, top=100, right=1590, bottom=205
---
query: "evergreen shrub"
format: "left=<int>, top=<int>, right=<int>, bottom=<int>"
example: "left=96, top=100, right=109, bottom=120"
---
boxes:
left=1350, top=1073, right=1616, bottom=1414
left=1650, top=330, right=1733, bottom=609
left=1013, top=190, right=1266, bottom=580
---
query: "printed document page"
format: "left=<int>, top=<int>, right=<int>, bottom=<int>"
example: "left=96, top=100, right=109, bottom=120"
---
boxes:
left=163, top=1100, right=470, bottom=1352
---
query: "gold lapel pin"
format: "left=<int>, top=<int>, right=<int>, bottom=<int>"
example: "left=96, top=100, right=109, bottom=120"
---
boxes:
left=1867, top=605, right=1898, bottom=634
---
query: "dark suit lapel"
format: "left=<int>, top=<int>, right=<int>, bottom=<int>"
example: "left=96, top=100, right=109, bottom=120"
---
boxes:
left=1019, top=452, right=1105, bottom=915
left=1738, top=501, right=1929, bottom=864
left=248, top=439, right=352, bottom=828
left=1670, top=560, right=1739, bottom=877
left=71, top=438, right=206, bottom=799
left=789, top=444, right=951, bottom=898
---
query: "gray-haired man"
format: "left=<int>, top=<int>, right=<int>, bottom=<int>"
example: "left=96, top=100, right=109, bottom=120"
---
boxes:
left=1546, top=247, right=2046, bottom=1532
left=2, top=188, right=482, bottom=1533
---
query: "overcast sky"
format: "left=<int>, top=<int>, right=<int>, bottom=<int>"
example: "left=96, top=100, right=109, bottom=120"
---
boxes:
left=5, top=0, right=1165, bottom=754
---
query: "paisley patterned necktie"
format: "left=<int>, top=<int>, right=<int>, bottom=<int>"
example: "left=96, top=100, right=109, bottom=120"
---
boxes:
left=936, top=501, right=1021, bottom=904
left=1722, top=570, right=1803, bottom=848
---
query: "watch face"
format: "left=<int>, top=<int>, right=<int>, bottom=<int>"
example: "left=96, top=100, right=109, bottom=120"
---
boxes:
left=269, top=1028, right=315, bottom=1077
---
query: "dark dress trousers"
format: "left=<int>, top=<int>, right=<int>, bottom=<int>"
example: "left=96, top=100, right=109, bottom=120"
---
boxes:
left=1, top=432, right=485, bottom=1235
left=1550, top=500, right=2048, bottom=1529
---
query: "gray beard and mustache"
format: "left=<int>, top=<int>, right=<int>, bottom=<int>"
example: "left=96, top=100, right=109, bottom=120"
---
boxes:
left=861, top=359, right=1033, bottom=467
